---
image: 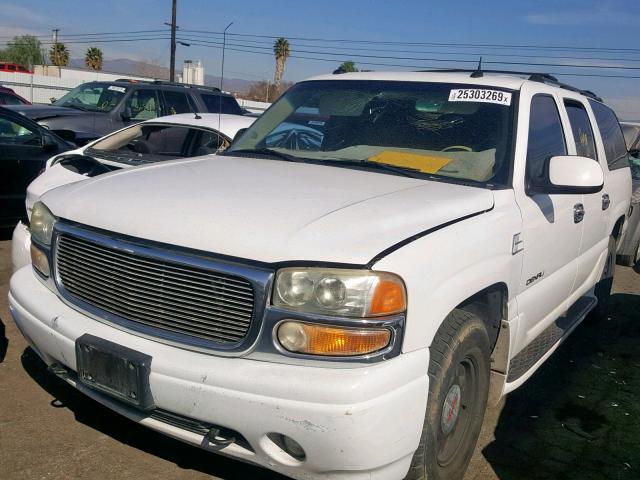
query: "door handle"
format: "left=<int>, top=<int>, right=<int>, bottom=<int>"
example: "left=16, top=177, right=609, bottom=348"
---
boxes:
left=574, top=203, right=585, bottom=223
left=602, top=194, right=610, bottom=210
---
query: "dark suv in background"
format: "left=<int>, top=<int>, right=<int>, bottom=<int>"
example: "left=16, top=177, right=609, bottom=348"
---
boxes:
left=6, top=80, right=244, bottom=146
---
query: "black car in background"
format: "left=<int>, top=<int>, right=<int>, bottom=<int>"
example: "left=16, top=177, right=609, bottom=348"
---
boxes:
left=6, top=80, right=244, bottom=146
left=0, top=106, right=73, bottom=229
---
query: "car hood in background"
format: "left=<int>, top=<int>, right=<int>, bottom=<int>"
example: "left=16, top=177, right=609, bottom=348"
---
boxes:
left=41, top=156, right=495, bottom=265
left=5, top=104, right=90, bottom=120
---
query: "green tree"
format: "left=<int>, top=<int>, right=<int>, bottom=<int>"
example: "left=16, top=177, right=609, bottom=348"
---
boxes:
left=84, top=47, right=103, bottom=70
left=333, top=61, right=358, bottom=74
left=49, top=43, right=70, bottom=67
left=273, top=37, right=290, bottom=90
left=0, top=35, right=43, bottom=69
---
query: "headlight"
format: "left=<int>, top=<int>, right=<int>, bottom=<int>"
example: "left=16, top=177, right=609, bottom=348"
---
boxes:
left=30, top=201, right=56, bottom=245
left=273, top=268, right=406, bottom=317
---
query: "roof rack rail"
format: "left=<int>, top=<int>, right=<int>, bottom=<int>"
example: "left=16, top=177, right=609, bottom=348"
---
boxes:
left=113, top=78, right=221, bottom=92
left=417, top=69, right=602, bottom=102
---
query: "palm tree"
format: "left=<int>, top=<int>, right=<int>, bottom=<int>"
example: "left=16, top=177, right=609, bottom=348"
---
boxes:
left=333, top=61, right=358, bottom=74
left=273, top=37, right=290, bottom=90
left=49, top=43, right=69, bottom=67
left=84, top=47, right=103, bottom=70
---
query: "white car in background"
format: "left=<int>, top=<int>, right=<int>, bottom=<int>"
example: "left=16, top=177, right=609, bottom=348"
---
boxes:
left=11, top=112, right=255, bottom=270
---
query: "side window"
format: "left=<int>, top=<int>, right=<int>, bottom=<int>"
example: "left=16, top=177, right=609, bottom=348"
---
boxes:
left=526, top=95, right=567, bottom=182
left=589, top=99, right=629, bottom=170
left=200, top=93, right=243, bottom=115
left=0, top=117, right=39, bottom=145
left=125, top=89, right=159, bottom=120
left=564, top=100, right=597, bottom=160
left=8, top=64, right=16, bottom=71
left=162, top=90, right=193, bottom=115
left=192, top=130, right=228, bottom=155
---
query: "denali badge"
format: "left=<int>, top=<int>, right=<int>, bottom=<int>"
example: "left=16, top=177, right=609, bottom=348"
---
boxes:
left=526, top=271, right=544, bottom=286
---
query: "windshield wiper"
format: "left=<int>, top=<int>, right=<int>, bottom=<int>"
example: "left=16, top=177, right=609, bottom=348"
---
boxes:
left=225, top=148, right=304, bottom=163
left=321, top=159, right=425, bottom=179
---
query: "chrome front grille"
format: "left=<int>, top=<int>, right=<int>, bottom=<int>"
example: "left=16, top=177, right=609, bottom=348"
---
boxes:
left=55, top=232, right=255, bottom=345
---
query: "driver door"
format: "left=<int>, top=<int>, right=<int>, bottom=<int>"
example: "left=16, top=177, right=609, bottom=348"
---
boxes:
left=0, top=114, right=49, bottom=226
left=512, top=91, right=583, bottom=354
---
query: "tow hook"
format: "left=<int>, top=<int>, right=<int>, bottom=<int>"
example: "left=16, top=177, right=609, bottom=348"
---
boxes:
left=206, top=427, right=235, bottom=447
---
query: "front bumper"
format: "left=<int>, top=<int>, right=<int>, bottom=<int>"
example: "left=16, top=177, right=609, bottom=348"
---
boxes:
left=9, top=266, right=429, bottom=480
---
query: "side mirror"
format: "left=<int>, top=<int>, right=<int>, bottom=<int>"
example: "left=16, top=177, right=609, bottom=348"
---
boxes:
left=120, top=106, right=132, bottom=121
left=232, top=128, right=248, bottom=143
left=547, top=155, right=604, bottom=194
left=41, top=134, right=58, bottom=152
left=528, top=155, right=604, bottom=195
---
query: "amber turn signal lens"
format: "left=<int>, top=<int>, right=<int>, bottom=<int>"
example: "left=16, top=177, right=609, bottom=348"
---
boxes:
left=30, top=244, right=50, bottom=277
left=368, top=279, right=406, bottom=316
left=277, top=321, right=391, bottom=356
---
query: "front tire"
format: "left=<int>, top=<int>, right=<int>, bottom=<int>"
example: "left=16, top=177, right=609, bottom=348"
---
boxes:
left=405, top=310, right=491, bottom=480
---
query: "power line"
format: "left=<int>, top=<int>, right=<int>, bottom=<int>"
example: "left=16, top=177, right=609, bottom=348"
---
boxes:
left=181, top=41, right=640, bottom=79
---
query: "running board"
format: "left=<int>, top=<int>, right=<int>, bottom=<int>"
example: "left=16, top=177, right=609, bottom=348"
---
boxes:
left=507, top=296, right=597, bottom=382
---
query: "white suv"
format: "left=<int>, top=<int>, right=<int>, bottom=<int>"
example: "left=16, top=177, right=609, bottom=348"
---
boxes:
left=9, top=71, right=632, bottom=480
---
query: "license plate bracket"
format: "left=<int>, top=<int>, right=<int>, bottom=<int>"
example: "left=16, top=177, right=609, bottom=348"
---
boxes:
left=76, top=334, right=154, bottom=410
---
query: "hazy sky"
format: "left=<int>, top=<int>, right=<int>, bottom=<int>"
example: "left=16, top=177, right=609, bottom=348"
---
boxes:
left=1, top=0, right=638, bottom=118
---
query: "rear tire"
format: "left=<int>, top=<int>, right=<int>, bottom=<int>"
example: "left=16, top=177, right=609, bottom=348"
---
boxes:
left=405, top=310, right=491, bottom=480
left=590, top=236, right=616, bottom=321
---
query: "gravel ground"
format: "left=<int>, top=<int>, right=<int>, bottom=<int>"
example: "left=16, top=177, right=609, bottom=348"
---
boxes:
left=0, top=238, right=638, bottom=480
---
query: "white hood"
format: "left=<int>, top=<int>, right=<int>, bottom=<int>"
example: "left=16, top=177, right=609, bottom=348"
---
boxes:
left=41, top=156, right=494, bottom=265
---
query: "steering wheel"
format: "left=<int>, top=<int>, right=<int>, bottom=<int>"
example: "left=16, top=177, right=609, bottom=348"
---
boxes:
left=442, top=145, right=473, bottom=152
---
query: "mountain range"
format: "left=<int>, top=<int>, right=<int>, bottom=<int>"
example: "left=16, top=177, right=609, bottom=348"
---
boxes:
left=69, top=57, right=255, bottom=93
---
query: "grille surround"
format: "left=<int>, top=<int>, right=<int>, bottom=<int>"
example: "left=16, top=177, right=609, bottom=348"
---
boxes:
left=52, top=223, right=271, bottom=353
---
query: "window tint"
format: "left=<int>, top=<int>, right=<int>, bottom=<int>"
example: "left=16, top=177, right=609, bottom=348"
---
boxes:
left=527, top=95, right=566, bottom=181
left=8, top=65, right=16, bottom=71
left=200, top=93, right=243, bottom=115
left=589, top=100, right=629, bottom=170
left=564, top=100, right=597, bottom=159
left=125, top=89, right=158, bottom=120
left=0, top=117, right=38, bottom=145
left=163, top=90, right=192, bottom=115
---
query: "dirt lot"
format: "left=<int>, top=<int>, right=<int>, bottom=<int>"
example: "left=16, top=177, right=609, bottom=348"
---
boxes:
left=0, top=238, right=638, bottom=480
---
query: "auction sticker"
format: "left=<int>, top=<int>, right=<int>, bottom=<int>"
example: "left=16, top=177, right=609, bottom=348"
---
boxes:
left=449, top=89, right=511, bottom=106
left=108, top=86, right=127, bottom=93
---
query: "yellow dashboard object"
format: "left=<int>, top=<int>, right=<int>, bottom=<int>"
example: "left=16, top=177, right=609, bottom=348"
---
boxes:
left=368, top=150, right=452, bottom=174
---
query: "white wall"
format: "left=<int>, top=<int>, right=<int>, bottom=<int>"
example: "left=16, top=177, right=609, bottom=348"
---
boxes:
left=1, top=70, right=271, bottom=112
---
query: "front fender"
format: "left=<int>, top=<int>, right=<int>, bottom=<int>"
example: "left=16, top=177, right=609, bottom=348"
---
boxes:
left=373, top=190, right=523, bottom=353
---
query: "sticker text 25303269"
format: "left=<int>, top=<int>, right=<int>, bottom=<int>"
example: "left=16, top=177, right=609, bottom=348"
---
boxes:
left=449, top=89, right=512, bottom=106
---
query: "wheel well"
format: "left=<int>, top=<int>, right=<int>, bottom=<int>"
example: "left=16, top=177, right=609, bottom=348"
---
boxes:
left=612, top=216, right=625, bottom=240
left=456, top=283, right=507, bottom=351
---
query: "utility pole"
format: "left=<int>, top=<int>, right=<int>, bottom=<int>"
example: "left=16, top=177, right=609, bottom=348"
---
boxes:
left=169, top=0, right=177, bottom=82
left=51, top=28, right=59, bottom=67
left=219, top=21, right=233, bottom=133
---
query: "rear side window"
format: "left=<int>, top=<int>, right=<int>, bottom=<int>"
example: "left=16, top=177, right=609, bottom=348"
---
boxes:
left=589, top=100, right=629, bottom=170
left=564, top=100, right=597, bottom=160
left=163, top=90, right=193, bottom=115
left=201, top=93, right=243, bottom=115
left=526, top=95, right=566, bottom=182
